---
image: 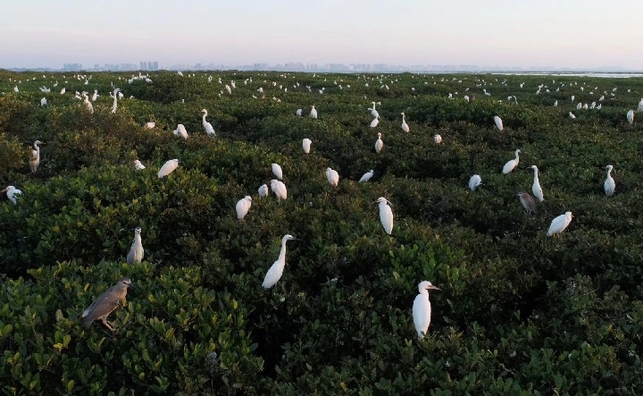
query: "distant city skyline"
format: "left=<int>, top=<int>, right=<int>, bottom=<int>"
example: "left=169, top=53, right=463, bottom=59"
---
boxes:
left=1, top=1, right=642, bottom=71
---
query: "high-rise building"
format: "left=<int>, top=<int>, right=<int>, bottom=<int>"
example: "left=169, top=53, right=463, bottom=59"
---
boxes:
left=147, top=61, right=159, bottom=70
left=140, top=61, right=147, bottom=70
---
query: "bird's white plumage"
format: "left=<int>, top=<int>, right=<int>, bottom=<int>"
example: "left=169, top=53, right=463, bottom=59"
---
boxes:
left=134, top=160, right=146, bottom=170
left=530, top=165, right=544, bottom=202
left=434, top=134, right=442, bottom=144
left=401, top=112, right=410, bottom=133
left=158, top=159, right=179, bottom=178
left=468, top=174, right=482, bottom=191
left=375, top=133, right=383, bottom=153
left=201, top=109, right=216, bottom=136
left=310, top=105, right=317, bottom=119
left=258, top=184, right=269, bottom=197
left=236, top=196, right=252, bottom=219
left=547, top=212, right=573, bottom=236
left=370, top=118, right=379, bottom=128
left=359, top=170, right=374, bottom=183
left=302, top=138, right=312, bottom=154
left=270, top=179, right=287, bottom=200
left=173, top=124, right=189, bottom=139
left=376, top=197, right=393, bottom=235
left=604, top=165, right=615, bottom=196
left=412, top=281, right=439, bottom=339
left=262, top=234, right=297, bottom=288
left=326, top=167, right=339, bottom=186
left=627, top=109, right=634, bottom=125
left=4, top=186, right=22, bottom=204
left=502, top=149, right=521, bottom=174
left=29, top=140, right=43, bottom=173
left=271, top=163, right=283, bottom=180
left=493, top=116, right=503, bottom=131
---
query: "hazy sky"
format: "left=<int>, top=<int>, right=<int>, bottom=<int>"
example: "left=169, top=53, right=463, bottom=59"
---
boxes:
left=1, top=0, right=642, bottom=69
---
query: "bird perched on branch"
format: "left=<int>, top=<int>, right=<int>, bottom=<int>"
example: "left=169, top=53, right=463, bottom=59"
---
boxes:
left=29, top=140, right=44, bottom=173
left=126, top=227, right=144, bottom=264
left=413, top=281, right=440, bottom=339
left=81, top=277, right=133, bottom=331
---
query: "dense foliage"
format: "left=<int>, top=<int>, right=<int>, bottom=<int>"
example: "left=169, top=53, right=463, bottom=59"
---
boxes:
left=1, top=69, right=643, bottom=394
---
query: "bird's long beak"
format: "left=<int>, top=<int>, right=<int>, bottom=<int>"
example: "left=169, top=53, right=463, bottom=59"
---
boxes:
left=0, top=188, right=6, bottom=193
left=428, top=285, right=440, bottom=291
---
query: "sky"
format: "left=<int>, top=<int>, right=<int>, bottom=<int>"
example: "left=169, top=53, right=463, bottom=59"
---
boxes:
left=1, top=0, right=642, bottom=70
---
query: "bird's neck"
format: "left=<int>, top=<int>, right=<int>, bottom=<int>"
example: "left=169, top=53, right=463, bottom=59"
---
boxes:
left=278, top=241, right=288, bottom=262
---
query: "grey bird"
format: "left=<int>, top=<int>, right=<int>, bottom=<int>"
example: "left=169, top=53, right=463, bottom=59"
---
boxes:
left=126, top=227, right=144, bottom=264
left=81, top=277, right=132, bottom=331
left=517, top=191, right=537, bottom=214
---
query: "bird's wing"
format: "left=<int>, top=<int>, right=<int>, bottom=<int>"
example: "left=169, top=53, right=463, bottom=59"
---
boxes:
left=82, top=286, right=122, bottom=323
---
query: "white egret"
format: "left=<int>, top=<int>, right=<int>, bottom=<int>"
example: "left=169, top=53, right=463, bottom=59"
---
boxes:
left=158, top=159, right=179, bottom=178
left=40, top=97, right=47, bottom=106
left=60, top=87, right=66, bottom=95
left=258, top=184, right=269, bottom=197
left=126, top=227, right=144, bottom=264
left=92, top=89, right=99, bottom=101
left=111, top=88, right=121, bottom=113
left=547, top=212, right=573, bottom=236
left=270, top=179, right=287, bottom=200
left=517, top=191, right=537, bottom=213
left=369, top=101, right=380, bottom=119
left=554, top=100, right=558, bottom=107
left=271, top=163, right=283, bottom=180
left=376, top=197, right=393, bottom=235
left=401, top=112, right=410, bottom=133
left=173, top=124, right=189, bottom=139
left=569, top=112, right=576, bottom=120
left=262, top=234, right=298, bottom=288
left=413, top=281, right=440, bottom=339
left=145, top=122, right=156, bottom=129
left=493, top=116, right=503, bottom=131
left=571, top=95, right=575, bottom=102
left=326, top=167, right=339, bottom=186
left=529, top=165, right=544, bottom=202
left=370, top=118, right=379, bottom=128
left=236, top=196, right=252, bottom=219
left=310, top=105, right=318, bottom=119
left=627, top=109, right=634, bottom=125
left=133, top=160, right=146, bottom=170
left=502, top=149, right=521, bottom=174
left=29, top=140, right=43, bottom=173
left=375, top=133, right=383, bottom=153
left=201, top=109, right=216, bottom=136
left=604, top=165, right=615, bottom=196
left=302, top=138, right=312, bottom=154
left=359, top=170, right=374, bottom=183
left=296, top=109, right=302, bottom=116
left=638, top=98, right=643, bottom=112
left=434, top=134, right=442, bottom=144
left=468, top=174, right=482, bottom=191
left=2, top=186, right=22, bottom=204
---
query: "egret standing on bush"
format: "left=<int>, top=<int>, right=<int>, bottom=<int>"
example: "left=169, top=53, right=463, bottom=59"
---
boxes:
left=127, top=227, right=144, bottom=264
left=359, top=170, right=374, bottom=183
left=604, top=165, right=615, bottom=196
left=401, top=112, right=410, bottom=133
left=326, top=167, right=339, bottom=186
left=493, top=116, right=503, bottom=131
left=258, top=184, right=269, bottom=197
left=376, top=197, right=393, bottom=235
left=375, top=133, right=383, bottom=153
left=271, top=179, right=287, bottom=200
left=302, top=138, right=312, bottom=154
left=134, top=160, right=146, bottom=170
left=29, top=140, right=44, bottom=173
left=236, top=196, right=252, bottom=219
left=627, top=109, right=634, bottom=125
left=262, top=234, right=298, bottom=288
left=81, top=277, right=133, bottom=331
left=201, top=109, right=216, bottom=136
left=173, top=124, right=189, bottom=139
left=413, top=281, right=440, bottom=339
left=271, top=163, right=283, bottom=180
left=502, top=149, right=521, bottom=174
left=158, top=159, right=179, bottom=178
left=310, top=105, right=318, bottom=119
left=529, top=165, right=544, bottom=202
left=547, top=212, right=573, bottom=237
left=468, top=174, right=482, bottom=191
left=2, top=186, right=22, bottom=204
left=111, top=88, right=121, bottom=113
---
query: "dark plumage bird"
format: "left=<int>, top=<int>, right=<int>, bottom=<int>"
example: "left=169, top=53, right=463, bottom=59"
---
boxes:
left=81, top=277, right=132, bottom=331
left=517, top=191, right=537, bottom=214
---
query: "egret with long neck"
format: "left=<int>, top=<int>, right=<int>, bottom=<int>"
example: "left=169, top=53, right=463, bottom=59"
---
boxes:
left=262, top=234, right=298, bottom=288
left=29, top=140, right=43, bottom=173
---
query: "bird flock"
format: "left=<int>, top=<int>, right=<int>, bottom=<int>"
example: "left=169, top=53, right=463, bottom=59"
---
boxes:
left=3, top=71, right=642, bottom=338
